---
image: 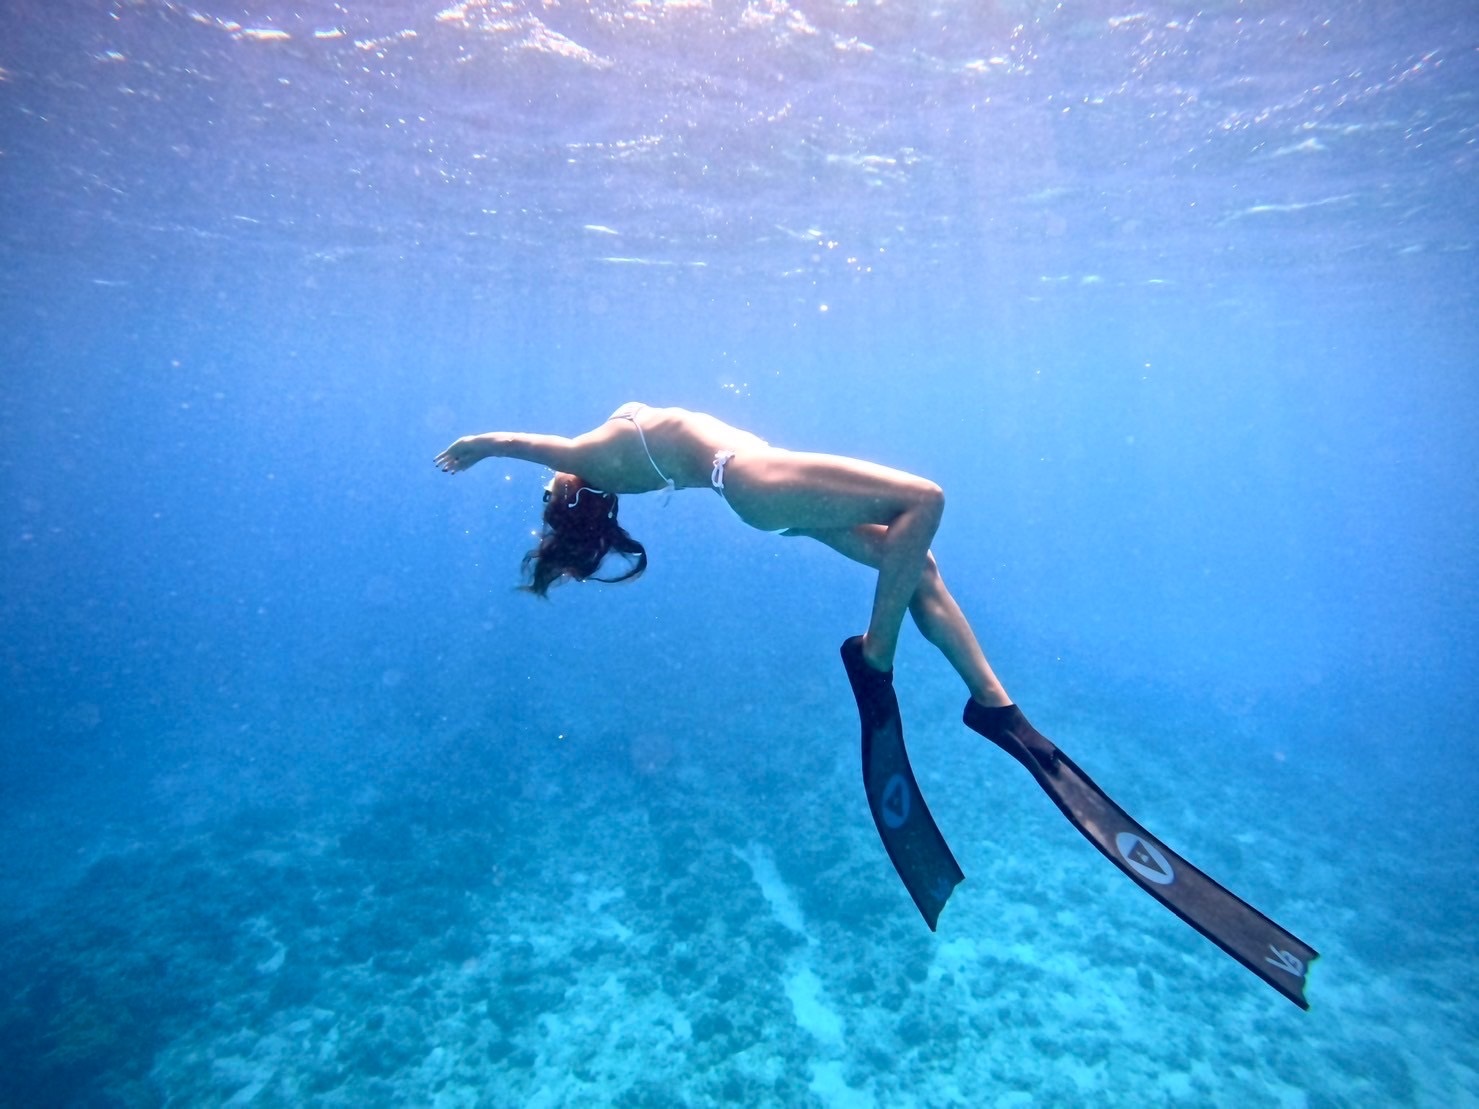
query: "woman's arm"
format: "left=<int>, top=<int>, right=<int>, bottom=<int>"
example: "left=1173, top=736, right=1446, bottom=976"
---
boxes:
left=434, top=428, right=610, bottom=475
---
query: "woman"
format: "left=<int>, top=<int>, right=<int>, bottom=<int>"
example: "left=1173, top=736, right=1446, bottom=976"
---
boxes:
left=434, top=408, right=1322, bottom=993
left=434, top=401, right=1028, bottom=718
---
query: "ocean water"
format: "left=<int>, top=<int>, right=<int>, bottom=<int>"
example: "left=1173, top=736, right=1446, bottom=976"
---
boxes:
left=2, top=0, right=1477, bottom=1105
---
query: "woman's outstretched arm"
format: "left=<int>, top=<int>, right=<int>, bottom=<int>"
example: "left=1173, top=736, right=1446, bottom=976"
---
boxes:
left=435, top=427, right=613, bottom=475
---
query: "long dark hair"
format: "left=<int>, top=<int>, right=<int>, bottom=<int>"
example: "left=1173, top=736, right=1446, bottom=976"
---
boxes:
left=521, top=480, right=647, bottom=597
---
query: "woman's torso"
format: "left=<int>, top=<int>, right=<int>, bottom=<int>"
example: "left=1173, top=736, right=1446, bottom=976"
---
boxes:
left=597, top=403, right=770, bottom=493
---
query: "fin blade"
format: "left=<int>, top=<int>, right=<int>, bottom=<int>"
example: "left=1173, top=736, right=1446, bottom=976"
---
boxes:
left=966, top=701, right=1318, bottom=1008
left=1052, top=748, right=1317, bottom=1007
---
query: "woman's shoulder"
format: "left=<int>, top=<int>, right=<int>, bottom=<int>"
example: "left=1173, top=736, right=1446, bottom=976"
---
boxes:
left=610, top=402, right=702, bottom=423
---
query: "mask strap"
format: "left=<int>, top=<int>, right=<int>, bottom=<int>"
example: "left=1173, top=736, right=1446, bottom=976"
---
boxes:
left=568, top=485, right=615, bottom=518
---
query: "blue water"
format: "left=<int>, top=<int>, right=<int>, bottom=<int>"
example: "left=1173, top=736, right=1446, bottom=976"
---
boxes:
left=3, top=1, right=1477, bottom=1104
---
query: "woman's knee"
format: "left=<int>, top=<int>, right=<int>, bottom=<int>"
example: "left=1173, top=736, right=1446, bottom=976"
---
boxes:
left=902, top=481, right=944, bottom=534
left=913, top=480, right=945, bottom=521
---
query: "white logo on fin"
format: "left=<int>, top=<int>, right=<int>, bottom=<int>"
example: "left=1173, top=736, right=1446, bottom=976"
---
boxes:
left=881, top=773, right=911, bottom=829
left=1266, top=946, right=1304, bottom=977
left=1115, top=832, right=1175, bottom=885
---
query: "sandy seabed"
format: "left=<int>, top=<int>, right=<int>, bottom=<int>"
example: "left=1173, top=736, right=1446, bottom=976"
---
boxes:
left=2, top=676, right=1473, bottom=1108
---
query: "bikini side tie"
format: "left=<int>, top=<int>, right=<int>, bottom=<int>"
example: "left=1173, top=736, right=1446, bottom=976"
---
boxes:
left=710, top=450, right=736, bottom=498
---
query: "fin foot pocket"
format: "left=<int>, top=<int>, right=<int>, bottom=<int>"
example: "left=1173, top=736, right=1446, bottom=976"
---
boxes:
left=841, top=636, right=895, bottom=728
left=963, top=700, right=1061, bottom=772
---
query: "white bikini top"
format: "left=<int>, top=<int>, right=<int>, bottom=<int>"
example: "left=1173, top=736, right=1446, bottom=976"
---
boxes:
left=609, top=402, right=675, bottom=501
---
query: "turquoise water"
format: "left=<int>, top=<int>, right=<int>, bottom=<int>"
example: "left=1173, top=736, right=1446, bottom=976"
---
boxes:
left=2, top=1, right=1476, bottom=1104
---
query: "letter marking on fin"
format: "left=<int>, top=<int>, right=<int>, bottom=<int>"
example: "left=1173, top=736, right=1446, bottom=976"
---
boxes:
left=1266, top=947, right=1305, bottom=977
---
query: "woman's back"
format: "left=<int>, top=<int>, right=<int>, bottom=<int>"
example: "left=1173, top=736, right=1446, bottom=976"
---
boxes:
left=600, top=403, right=769, bottom=492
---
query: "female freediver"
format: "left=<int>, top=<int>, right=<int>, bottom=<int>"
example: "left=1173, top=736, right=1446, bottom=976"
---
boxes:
left=434, top=401, right=1012, bottom=710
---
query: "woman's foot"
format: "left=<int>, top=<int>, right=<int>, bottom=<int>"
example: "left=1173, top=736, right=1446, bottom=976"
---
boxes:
left=858, top=633, right=894, bottom=674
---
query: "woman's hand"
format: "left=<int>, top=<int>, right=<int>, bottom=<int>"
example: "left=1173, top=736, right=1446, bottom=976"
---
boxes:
left=434, top=434, right=497, bottom=474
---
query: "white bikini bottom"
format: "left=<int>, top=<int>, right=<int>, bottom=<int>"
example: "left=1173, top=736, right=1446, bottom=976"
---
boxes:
left=710, top=450, right=737, bottom=499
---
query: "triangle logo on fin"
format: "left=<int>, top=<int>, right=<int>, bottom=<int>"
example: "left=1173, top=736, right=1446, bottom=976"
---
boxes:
left=1115, top=831, right=1175, bottom=886
left=881, top=773, right=911, bottom=829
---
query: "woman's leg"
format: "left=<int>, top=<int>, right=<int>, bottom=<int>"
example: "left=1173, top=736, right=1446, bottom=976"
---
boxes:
left=861, top=481, right=943, bottom=671
left=789, top=524, right=1012, bottom=707
left=723, top=451, right=949, bottom=672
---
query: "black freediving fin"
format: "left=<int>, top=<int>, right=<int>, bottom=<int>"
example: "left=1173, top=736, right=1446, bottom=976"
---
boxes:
left=842, top=636, right=964, bottom=930
left=964, top=701, right=1318, bottom=1009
